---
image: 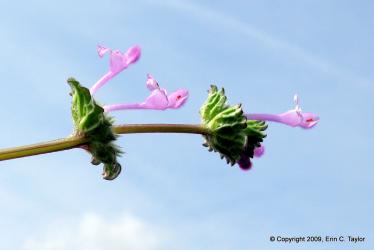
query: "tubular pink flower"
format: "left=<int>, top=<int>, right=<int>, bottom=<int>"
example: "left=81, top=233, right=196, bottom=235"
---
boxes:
left=90, top=45, right=141, bottom=95
left=245, top=94, right=319, bottom=129
left=103, top=74, right=189, bottom=112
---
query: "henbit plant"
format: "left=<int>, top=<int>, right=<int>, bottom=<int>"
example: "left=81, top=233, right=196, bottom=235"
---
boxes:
left=0, top=45, right=319, bottom=180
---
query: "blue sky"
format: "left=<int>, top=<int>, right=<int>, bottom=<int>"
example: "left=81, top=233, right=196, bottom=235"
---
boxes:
left=0, top=0, right=373, bottom=249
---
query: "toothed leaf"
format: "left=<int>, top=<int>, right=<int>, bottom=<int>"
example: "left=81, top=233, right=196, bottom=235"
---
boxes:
left=68, top=78, right=122, bottom=180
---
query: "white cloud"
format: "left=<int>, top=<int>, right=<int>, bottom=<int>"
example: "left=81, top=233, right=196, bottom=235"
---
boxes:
left=23, top=213, right=169, bottom=250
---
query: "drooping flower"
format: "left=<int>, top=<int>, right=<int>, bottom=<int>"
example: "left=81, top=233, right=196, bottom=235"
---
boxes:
left=103, top=74, right=189, bottom=112
left=245, top=94, right=319, bottom=129
left=90, top=45, right=141, bottom=95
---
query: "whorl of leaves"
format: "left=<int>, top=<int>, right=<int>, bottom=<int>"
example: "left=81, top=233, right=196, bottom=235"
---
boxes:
left=200, top=85, right=267, bottom=166
left=68, top=78, right=122, bottom=180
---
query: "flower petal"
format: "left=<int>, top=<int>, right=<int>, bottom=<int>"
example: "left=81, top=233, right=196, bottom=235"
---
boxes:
left=107, top=45, right=141, bottom=74
left=167, top=89, right=189, bottom=109
left=300, top=112, right=320, bottom=129
left=109, top=50, right=126, bottom=74
left=124, top=45, right=141, bottom=65
left=97, top=45, right=110, bottom=58
left=143, top=89, right=169, bottom=110
left=146, top=74, right=159, bottom=91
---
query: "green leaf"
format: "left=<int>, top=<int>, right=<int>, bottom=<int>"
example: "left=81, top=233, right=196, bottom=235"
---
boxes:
left=200, top=85, right=267, bottom=165
left=68, top=78, right=122, bottom=180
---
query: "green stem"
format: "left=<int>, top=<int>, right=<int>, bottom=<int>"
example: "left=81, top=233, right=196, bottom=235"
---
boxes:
left=0, top=136, right=89, bottom=161
left=112, top=123, right=209, bottom=135
left=0, top=124, right=209, bottom=161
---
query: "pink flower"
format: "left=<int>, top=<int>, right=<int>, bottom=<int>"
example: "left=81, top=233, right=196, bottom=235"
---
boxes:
left=245, top=94, right=319, bottom=129
left=90, top=45, right=141, bottom=95
left=103, top=74, right=189, bottom=112
left=89, top=45, right=188, bottom=112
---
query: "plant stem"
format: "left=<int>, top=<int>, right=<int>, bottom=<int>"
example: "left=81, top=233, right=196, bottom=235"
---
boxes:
left=0, top=124, right=209, bottom=161
left=112, top=123, right=209, bottom=135
left=0, top=136, right=89, bottom=161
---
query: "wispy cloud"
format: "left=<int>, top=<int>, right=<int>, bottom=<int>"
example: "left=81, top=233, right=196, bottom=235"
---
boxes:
left=147, top=0, right=372, bottom=87
left=23, top=212, right=169, bottom=250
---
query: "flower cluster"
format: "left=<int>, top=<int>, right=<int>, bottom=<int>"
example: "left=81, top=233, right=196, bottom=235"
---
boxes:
left=90, top=45, right=189, bottom=112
